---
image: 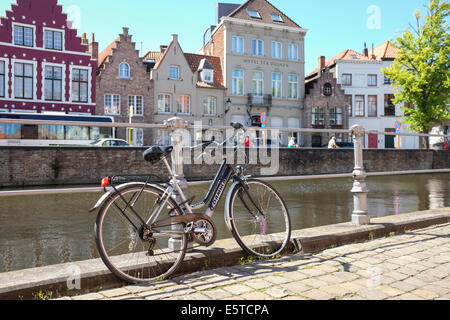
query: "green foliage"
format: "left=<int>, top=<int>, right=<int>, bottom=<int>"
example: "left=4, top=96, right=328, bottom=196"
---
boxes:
left=383, top=0, right=450, bottom=145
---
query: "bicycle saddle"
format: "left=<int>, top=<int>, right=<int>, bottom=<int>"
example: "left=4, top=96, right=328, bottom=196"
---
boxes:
left=143, top=145, right=174, bottom=163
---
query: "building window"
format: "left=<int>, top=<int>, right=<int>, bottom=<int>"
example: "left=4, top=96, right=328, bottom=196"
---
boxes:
left=345, top=95, right=353, bottom=117
left=368, top=95, right=377, bottom=117
left=104, top=94, right=121, bottom=115
left=44, top=30, right=63, bottom=50
left=252, top=39, right=264, bottom=57
left=203, top=96, right=217, bottom=116
left=271, top=41, right=282, bottom=59
left=384, top=94, right=396, bottom=116
left=271, top=73, right=282, bottom=98
left=169, top=66, right=179, bottom=80
left=247, top=9, right=261, bottom=19
left=271, top=13, right=284, bottom=23
left=330, top=107, right=343, bottom=126
left=177, top=95, right=191, bottom=114
left=13, top=25, right=34, bottom=47
left=119, top=62, right=130, bottom=79
left=288, top=74, right=298, bottom=99
left=129, top=95, right=144, bottom=116
left=287, top=44, right=298, bottom=61
left=312, top=107, right=325, bottom=126
left=354, top=95, right=365, bottom=117
left=72, top=68, right=89, bottom=103
left=201, top=70, right=214, bottom=83
left=44, top=66, right=63, bottom=101
left=342, top=74, right=352, bottom=86
left=232, top=36, right=244, bottom=54
left=0, top=61, right=5, bottom=98
left=14, top=63, right=33, bottom=99
left=232, top=70, right=244, bottom=96
left=323, top=83, right=332, bottom=96
left=252, top=71, right=264, bottom=96
left=383, top=76, right=391, bottom=85
left=158, top=94, right=172, bottom=113
left=368, top=74, right=377, bottom=86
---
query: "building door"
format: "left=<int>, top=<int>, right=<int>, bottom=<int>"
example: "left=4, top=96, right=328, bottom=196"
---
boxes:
left=368, top=134, right=378, bottom=149
left=385, top=129, right=395, bottom=149
left=312, top=134, right=322, bottom=148
left=21, top=125, right=38, bottom=139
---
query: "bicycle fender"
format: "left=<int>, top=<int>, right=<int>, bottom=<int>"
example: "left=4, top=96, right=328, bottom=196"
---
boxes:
left=224, top=181, right=240, bottom=232
left=89, top=182, right=165, bottom=213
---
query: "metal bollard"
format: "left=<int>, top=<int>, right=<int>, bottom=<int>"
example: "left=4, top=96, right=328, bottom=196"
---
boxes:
left=351, top=125, right=370, bottom=225
left=165, top=117, right=189, bottom=251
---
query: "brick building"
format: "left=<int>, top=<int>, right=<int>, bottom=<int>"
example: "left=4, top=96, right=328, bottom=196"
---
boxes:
left=94, top=27, right=153, bottom=146
left=0, top=0, right=97, bottom=115
left=304, top=56, right=349, bottom=147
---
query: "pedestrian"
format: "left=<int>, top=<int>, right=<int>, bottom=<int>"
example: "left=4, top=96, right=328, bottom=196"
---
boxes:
left=244, top=136, right=250, bottom=148
left=328, top=136, right=338, bottom=149
left=288, top=137, right=298, bottom=148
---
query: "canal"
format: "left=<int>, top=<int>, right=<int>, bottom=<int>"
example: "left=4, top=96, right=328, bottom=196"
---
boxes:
left=0, top=173, right=449, bottom=273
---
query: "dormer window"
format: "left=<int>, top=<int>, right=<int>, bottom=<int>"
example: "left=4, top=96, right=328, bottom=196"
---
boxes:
left=271, top=13, right=284, bottom=22
left=198, top=58, right=214, bottom=84
left=247, top=9, right=261, bottom=19
left=201, top=70, right=214, bottom=83
left=119, top=62, right=130, bottom=79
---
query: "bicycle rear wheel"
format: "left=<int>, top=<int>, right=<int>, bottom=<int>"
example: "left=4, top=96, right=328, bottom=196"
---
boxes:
left=227, top=179, right=291, bottom=258
left=95, top=184, right=187, bottom=283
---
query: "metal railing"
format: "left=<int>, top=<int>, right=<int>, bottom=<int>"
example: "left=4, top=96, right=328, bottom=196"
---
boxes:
left=0, top=116, right=449, bottom=226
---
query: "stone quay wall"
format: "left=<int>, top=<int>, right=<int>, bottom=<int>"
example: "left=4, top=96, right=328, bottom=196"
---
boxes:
left=0, top=147, right=448, bottom=187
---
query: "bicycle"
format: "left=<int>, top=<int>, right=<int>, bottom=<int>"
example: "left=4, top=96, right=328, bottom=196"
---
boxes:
left=90, top=123, right=291, bottom=283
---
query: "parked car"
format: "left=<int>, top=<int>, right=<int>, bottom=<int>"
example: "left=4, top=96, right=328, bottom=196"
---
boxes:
left=90, top=139, right=130, bottom=147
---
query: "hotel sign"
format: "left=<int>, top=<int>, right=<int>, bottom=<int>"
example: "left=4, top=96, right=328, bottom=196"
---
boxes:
left=243, top=59, right=289, bottom=68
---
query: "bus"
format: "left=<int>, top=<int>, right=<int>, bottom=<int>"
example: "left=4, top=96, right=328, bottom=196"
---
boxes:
left=0, top=113, right=115, bottom=146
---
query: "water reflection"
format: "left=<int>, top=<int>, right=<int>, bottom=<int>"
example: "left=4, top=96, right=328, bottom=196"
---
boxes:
left=0, top=173, right=449, bottom=272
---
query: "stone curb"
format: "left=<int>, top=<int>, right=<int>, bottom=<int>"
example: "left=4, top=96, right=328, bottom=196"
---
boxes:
left=0, top=207, right=449, bottom=300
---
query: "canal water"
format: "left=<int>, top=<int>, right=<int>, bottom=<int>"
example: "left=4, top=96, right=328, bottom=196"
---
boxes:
left=0, top=173, right=449, bottom=273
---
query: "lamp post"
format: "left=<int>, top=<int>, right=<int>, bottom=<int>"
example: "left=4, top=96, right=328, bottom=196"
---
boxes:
left=225, top=98, right=232, bottom=114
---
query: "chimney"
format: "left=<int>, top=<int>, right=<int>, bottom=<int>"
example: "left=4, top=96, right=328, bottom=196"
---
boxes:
left=371, top=43, right=376, bottom=60
left=363, top=42, right=369, bottom=57
left=88, top=33, right=98, bottom=61
left=318, top=56, right=325, bottom=71
left=122, top=27, right=129, bottom=36
left=171, top=34, right=178, bottom=43
left=160, top=45, right=168, bottom=53
left=81, top=33, right=88, bottom=45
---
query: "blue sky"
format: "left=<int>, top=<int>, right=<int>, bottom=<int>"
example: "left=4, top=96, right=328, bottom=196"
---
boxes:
left=1, top=0, right=431, bottom=73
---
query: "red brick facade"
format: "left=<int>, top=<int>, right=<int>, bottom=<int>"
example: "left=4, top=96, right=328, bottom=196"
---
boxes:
left=95, top=28, right=153, bottom=146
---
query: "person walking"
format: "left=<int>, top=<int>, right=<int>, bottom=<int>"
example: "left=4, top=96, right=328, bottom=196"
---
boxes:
left=328, top=136, right=338, bottom=149
left=288, top=137, right=298, bottom=148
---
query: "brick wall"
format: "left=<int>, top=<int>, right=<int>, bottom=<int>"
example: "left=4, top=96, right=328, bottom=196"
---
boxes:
left=0, top=147, right=448, bottom=187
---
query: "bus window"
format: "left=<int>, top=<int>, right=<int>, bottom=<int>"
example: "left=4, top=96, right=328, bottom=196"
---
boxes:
left=0, top=124, right=21, bottom=139
left=38, top=125, right=64, bottom=140
left=65, top=126, right=89, bottom=140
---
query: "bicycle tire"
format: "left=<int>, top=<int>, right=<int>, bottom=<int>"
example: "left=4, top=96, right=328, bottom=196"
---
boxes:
left=95, top=184, right=187, bottom=283
left=227, top=179, right=291, bottom=258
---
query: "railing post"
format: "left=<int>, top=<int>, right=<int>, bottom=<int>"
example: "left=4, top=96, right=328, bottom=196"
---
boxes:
left=165, top=117, right=189, bottom=251
left=351, top=124, right=370, bottom=225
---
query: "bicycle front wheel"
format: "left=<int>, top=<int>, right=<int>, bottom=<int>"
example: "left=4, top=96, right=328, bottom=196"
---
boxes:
left=95, top=184, right=187, bottom=283
left=228, top=179, right=291, bottom=258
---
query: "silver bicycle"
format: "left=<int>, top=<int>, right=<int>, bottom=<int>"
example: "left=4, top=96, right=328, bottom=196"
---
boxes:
left=90, top=123, right=291, bottom=283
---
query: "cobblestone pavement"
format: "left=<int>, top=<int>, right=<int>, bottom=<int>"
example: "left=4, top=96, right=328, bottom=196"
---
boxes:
left=60, top=223, right=450, bottom=300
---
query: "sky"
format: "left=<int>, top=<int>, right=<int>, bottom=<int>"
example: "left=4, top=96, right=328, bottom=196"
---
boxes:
left=0, top=0, right=432, bottom=74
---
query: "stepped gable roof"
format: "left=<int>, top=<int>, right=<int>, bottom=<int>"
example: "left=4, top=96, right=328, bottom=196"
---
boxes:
left=98, top=37, right=120, bottom=69
left=184, top=53, right=225, bottom=89
left=372, top=41, right=400, bottom=60
left=226, top=0, right=302, bottom=29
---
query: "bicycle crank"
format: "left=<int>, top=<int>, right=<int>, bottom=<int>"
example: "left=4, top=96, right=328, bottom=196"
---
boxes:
left=190, top=216, right=217, bottom=247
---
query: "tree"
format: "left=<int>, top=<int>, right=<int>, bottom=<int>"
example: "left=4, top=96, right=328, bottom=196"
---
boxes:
left=383, top=0, right=450, bottom=149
